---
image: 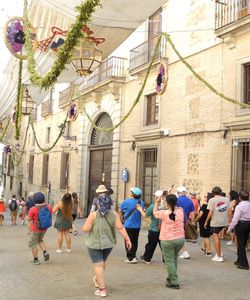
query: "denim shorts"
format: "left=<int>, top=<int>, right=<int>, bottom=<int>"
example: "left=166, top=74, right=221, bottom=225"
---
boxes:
left=87, top=247, right=113, bottom=263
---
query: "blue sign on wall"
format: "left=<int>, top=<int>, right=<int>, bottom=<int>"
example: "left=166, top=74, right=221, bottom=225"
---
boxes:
left=121, top=168, right=129, bottom=182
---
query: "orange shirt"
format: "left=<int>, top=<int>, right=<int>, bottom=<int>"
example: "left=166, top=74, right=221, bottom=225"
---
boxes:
left=154, top=208, right=185, bottom=241
left=0, top=202, right=6, bottom=213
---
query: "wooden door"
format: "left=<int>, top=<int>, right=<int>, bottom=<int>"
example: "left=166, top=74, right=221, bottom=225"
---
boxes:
left=88, top=148, right=112, bottom=214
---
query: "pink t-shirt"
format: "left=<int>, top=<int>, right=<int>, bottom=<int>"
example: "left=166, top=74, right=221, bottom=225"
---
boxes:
left=154, top=208, right=184, bottom=241
left=28, top=204, right=52, bottom=232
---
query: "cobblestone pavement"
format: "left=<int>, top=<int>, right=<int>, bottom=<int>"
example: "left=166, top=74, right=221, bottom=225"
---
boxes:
left=0, top=213, right=249, bottom=300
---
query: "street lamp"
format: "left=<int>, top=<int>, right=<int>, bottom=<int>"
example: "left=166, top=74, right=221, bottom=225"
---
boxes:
left=70, top=38, right=102, bottom=76
left=22, top=88, right=36, bottom=115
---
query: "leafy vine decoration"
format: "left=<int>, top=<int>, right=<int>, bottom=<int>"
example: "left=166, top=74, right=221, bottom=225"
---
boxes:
left=0, top=118, right=11, bottom=142
left=15, top=61, right=23, bottom=140
left=30, top=111, right=68, bottom=153
left=10, top=120, right=30, bottom=167
left=23, top=0, right=101, bottom=89
left=76, top=34, right=163, bottom=132
left=163, top=33, right=250, bottom=110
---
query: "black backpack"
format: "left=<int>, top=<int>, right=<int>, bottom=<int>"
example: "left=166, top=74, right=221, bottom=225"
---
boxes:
left=9, top=199, right=18, bottom=211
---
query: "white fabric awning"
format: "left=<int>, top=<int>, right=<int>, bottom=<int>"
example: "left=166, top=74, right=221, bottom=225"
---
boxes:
left=0, top=0, right=166, bottom=119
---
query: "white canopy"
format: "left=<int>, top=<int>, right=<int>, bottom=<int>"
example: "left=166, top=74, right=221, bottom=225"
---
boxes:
left=0, top=0, right=166, bottom=118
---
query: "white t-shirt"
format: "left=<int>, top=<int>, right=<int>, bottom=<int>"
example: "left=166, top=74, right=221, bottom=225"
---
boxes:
left=207, top=196, right=229, bottom=227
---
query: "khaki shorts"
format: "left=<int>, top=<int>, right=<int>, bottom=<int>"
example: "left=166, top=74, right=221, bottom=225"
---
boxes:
left=10, top=211, right=18, bottom=217
left=28, top=231, right=46, bottom=248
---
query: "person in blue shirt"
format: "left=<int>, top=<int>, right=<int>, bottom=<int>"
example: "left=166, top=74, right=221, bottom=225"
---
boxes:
left=176, top=186, right=195, bottom=259
left=120, top=187, right=144, bottom=263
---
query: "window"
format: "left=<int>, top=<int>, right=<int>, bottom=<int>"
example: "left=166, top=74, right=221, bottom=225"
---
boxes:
left=28, top=155, right=34, bottom=183
left=243, top=63, right=250, bottom=105
left=42, top=154, right=49, bottom=186
left=148, top=8, right=162, bottom=40
left=60, top=152, right=70, bottom=189
left=231, top=140, right=250, bottom=191
left=7, top=156, right=14, bottom=176
left=146, top=93, right=159, bottom=126
left=46, top=127, right=51, bottom=144
left=32, top=133, right=35, bottom=146
left=138, top=148, right=158, bottom=206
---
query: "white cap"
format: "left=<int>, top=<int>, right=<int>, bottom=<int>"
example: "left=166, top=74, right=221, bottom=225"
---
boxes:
left=176, top=186, right=186, bottom=193
left=154, top=190, right=163, bottom=197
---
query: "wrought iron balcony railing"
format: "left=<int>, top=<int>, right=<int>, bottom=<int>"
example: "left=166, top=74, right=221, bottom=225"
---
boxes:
left=215, top=0, right=250, bottom=30
left=81, top=56, right=127, bottom=91
left=129, top=33, right=167, bottom=71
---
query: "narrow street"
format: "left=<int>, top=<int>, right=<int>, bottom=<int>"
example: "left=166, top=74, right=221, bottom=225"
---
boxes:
left=0, top=213, right=249, bottom=300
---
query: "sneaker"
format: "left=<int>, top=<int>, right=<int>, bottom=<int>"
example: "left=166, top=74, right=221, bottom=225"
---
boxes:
left=65, top=249, right=72, bottom=253
left=73, top=230, right=78, bottom=236
left=94, top=288, right=107, bottom=297
left=212, top=255, right=224, bottom=262
left=93, top=276, right=98, bottom=288
left=226, top=240, right=234, bottom=246
left=43, top=251, right=50, bottom=261
left=124, top=257, right=138, bottom=264
left=204, top=252, right=213, bottom=256
left=200, top=248, right=206, bottom=255
left=30, top=259, right=41, bottom=265
left=166, top=282, right=180, bottom=289
left=56, top=249, right=63, bottom=253
left=179, top=251, right=190, bottom=259
left=140, top=256, right=151, bottom=264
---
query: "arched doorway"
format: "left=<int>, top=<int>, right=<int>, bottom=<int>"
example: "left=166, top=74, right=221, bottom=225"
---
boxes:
left=87, top=113, right=113, bottom=213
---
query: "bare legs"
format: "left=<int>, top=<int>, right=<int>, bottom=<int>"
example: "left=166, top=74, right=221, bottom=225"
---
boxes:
left=203, top=237, right=212, bottom=253
left=212, top=233, right=222, bottom=257
left=94, top=261, right=106, bottom=289
left=57, top=230, right=71, bottom=250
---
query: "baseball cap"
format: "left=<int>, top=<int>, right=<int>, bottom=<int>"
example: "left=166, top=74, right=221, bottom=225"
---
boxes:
left=154, top=190, right=163, bottom=197
left=33, top=192, right=45, bottom=204
left=176, top=186, right=186, bottom=193
left=130, top=187, right=142, bottom=196
left=190, top=191, right=197, bottom=195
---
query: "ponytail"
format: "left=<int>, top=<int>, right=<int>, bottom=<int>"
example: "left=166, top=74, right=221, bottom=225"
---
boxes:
left=166, top=194, right=177, bottom=221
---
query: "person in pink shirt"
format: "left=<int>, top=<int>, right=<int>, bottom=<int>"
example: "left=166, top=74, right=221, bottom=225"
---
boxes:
left=154, top=194, right=185, bottom=289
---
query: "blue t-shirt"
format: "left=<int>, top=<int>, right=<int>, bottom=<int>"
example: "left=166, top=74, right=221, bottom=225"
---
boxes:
left=177, top=195, right=194, bottom=219
left=120, top=198, right=144, bottom=229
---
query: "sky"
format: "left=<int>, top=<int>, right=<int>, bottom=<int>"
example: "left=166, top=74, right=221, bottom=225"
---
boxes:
left=0, top=1, right=24, bottom=80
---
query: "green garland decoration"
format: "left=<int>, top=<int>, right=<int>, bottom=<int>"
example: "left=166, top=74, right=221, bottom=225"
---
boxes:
left=163, top=33, right=250, bottom=110
left=0, top=117, right=11, bottom=141
left=77, top=34, right=163, bottom=132
left=10, top=121, right=30, bottom=167
left=23, top=0, right=101, bottom=89
left=30, top=111, right=68, bottom=153
left=15, top=60, right=23, bottom=140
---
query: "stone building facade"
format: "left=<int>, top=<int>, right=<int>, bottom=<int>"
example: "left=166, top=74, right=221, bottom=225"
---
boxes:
left=2, top=0, right=250, bottom=212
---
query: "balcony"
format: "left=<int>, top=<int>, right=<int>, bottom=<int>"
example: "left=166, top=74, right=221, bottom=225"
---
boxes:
left=81, top=56, right=127, bottom=91
left=129, top=33, right=167, bottom=72
left=41, top=100, right=53, bottom=117
left=215, top=0, right=250, bottom=33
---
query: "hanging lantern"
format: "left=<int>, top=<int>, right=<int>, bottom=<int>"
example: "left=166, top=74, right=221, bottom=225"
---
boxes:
left=70, top=38, right=102, bottom=76
left=22, top=88, right=36, bottom=115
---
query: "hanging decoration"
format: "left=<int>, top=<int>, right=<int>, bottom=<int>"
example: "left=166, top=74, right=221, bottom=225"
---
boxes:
left=37, top=26, right=68, bottom=52
left=156, top=60, right=168, bottom=95
left=3, top=145, right=12, bottom=154
left=68, top=102, right=78, bottom=121
left=23, top=0, right=101, bottom=89
left=4, top=16, right=36, bottom=59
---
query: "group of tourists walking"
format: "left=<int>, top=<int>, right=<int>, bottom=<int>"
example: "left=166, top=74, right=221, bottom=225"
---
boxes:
left=1, top=183, right=250, bottom=297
